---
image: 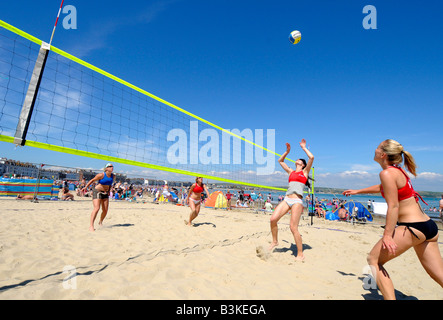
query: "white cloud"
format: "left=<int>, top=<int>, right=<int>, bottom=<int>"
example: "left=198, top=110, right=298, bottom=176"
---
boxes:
left=314, top=171, right=379, bottom=190
left=64, top=1, right=181, bottom=58
left=408, top=146, right=443, bottom=152
left=350, top=164, right=379, bottom=172
left=416, top=172, right=443, bottom=180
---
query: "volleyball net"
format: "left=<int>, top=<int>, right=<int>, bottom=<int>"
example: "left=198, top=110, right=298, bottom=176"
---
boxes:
left=0, top=19, right=313, bottom=192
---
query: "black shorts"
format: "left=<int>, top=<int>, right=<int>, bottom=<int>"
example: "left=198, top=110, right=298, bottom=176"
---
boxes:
left=92, top=188, right=109, bottom=200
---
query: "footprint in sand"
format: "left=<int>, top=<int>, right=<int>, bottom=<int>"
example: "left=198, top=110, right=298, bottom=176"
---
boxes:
left=255, top=246, right=270, bottom=261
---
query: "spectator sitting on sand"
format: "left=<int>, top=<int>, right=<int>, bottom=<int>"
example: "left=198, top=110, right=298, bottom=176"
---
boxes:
left=315, top=203, right=325, bottom=218
left=337, top=205, right=348, bottom=221
left=264, top=200, right=273, bottom=212
left=62, top=186, right=74, bottom=201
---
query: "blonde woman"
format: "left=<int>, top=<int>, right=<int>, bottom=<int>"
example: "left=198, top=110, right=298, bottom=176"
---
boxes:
left=185, top=177, right=210, bottom=226
left=269, top=139, right=314, bottom=261
left=343, top=140, right=443, bottom=299
left=83, top=163, right=115, bottom=231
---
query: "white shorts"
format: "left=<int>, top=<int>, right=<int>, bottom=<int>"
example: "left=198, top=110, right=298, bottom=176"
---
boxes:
left=284, top=196, right=303, bottom=208
left=190, top=198, right=201, bottom=205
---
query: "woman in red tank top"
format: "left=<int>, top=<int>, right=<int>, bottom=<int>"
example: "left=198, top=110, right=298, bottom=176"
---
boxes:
left=185, top=177, right=210, bottom=226
left=343, top=139, right=443, bottom=299
left=269, top=139, right=314, bottom=262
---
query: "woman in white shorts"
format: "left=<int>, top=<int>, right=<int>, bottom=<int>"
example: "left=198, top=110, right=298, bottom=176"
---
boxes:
left=269, top=139, right=314, bottom=261
left=185, top=177, right=210, bottom=226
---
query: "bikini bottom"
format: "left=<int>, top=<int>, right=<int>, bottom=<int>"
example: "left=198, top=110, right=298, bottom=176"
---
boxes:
left=284, top=196, right=303, bottom=208
left=397, top=219, right=438, bottom=240
left=190, top=198, right=201, bottom=205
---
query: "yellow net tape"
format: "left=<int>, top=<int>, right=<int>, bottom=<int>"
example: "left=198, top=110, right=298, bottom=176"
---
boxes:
left=0, top=134, right=286, bottom=191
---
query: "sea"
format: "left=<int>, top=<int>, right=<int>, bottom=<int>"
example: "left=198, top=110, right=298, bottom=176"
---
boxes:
left=225, top=189, right=442, bottom=221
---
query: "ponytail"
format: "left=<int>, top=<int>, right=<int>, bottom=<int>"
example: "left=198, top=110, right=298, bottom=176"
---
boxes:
left=402, top=150, right=417, bottom=177
left=299, top=158, right=314, bottom=189
left=305, top=176, right=314, bottom=190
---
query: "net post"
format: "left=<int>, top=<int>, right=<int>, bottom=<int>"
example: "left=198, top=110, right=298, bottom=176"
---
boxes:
left=14, top=42, right=50, bottom=146
left=32, top=163, right=44, bottom=203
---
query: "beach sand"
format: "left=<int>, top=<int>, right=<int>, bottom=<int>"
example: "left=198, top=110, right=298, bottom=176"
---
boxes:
left=0, top=197, right=442, bottom=300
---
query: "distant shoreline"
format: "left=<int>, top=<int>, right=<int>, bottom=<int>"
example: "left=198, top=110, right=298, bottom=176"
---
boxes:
left=208, top=184, right=442, bottom=198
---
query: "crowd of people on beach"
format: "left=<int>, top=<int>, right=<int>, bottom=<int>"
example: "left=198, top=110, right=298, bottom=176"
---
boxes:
left=0, top=158, right=35, bottom=169
left=11, top=171, right=443, bottom=228
left=12, top=172, right=443, bottom=222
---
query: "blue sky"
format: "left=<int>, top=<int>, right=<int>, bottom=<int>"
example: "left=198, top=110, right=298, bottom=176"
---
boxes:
left=0, top=0, right=442, bottom=191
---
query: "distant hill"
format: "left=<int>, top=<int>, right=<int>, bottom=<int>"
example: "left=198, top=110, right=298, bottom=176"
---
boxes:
left=414, top=190, right=442, bottom=198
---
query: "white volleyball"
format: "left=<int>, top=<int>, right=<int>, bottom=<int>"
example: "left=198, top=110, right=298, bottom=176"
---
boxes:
left=289, top=30, right=301, bottom=44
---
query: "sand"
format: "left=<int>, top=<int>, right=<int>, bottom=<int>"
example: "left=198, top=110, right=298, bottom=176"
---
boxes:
left=0, top=197, right=442, bottom=300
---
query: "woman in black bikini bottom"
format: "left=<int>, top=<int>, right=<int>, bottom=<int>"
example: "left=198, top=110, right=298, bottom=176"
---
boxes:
left=343, top=139, right=443, bottom=299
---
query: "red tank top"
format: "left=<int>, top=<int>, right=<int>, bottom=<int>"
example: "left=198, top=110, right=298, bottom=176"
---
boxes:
left=380, top=166, right=427, bottom=204
left=288, top=170, right=307, bottom=184
left=193, top=184, right=204, bottom=194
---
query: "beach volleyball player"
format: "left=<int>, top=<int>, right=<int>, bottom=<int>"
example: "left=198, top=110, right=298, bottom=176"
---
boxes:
left=83, top=163, right=115, bottom=231
left=269, top=139, right=314, bottom=261
left=185, top=177, right=210, bottom=226
left=343, top=140, right=443, bottom=299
